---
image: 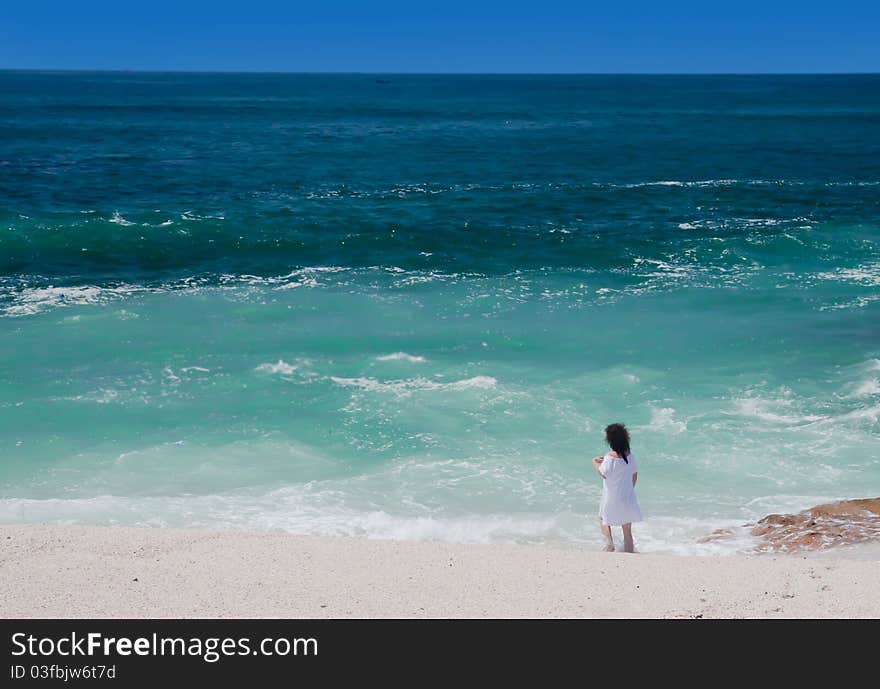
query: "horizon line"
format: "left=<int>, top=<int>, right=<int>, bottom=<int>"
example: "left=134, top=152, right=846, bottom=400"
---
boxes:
left=2, top=68, right=880, bottom=77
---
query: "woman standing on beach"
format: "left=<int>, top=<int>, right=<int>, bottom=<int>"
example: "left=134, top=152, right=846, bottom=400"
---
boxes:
left=592, top=423, right=642, bottom=553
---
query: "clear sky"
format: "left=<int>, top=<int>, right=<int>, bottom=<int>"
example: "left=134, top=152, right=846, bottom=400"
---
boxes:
left=3, top=1, right=878, bottom=73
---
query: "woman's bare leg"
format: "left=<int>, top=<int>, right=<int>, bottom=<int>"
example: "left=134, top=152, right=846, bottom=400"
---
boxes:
left=599, top=518, right=615, bottom=551
left=622, top=523, right=634, bottom=553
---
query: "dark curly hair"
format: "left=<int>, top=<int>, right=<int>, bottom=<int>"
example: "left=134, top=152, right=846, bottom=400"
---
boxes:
left=604, top=423, right=630, bottom=463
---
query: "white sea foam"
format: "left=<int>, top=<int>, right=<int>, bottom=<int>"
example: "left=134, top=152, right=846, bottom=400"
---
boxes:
left=330, top=375, right=497, bottom=396
left=0, top=492, right=584, bottom=546
left=837, top=402, right=880, bottom=424
left=0, top=269, right=358, bottom=318
left=820, top=295, right=880, bottom=311
left=255, top=360, right=298, bottom=375
left=109, top=210, right=134, bottom=226
left=273, top=266, right=351, bottom=290
left=1, top=285, right=148, bottom=317
left=65, top=388, right=122, bottom=405
left=816, top=264, right=880, bottom=286
left=632, top=516, right=756, bottom=557
left=623, top=179, right=742, bottom=189
left=180, top=211, right=225, bottom=221
left=733, top=396, right=824, bottom=425
left=642, top=407, right=688, bottom=434
left=274, top=277, right=318, bottom=290
left=0, top=489, right=770, bottom=556
left=850, top=378, right=880, bottom=397
left=332, top=511, right=564, bottom=543
left=625, top=180, right=684, bottom=187
left=375, top=352, right=427, bottom=363
left=632, top=257, right=694, bottom=279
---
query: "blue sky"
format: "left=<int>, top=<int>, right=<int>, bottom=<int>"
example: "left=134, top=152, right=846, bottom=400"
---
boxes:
left=3, top=1, right=878, bottom=73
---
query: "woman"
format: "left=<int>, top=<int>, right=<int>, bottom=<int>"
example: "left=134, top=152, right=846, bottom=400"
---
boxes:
left=592, top=423, right=642, bottom=553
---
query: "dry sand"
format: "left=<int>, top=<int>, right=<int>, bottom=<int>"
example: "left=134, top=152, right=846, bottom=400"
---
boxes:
left=1, top=524, right=878, bottom=618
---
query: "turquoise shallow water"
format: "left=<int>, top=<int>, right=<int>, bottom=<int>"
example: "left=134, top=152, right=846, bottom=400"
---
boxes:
left=1, top=73, right=879, bottom=554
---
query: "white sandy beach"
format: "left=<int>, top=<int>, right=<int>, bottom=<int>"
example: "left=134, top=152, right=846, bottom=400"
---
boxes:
left=1, top=524, right=878, bottom=618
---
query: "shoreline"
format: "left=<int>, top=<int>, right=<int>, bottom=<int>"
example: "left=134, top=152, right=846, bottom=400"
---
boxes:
left=2, top=524, right=878, bottom=618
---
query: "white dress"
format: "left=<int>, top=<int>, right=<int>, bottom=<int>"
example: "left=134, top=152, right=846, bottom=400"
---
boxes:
left=598, top=452, right=643, bottom=526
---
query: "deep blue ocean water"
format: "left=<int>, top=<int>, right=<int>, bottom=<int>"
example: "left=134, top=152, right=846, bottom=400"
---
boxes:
left=2, top=72, right=879, bottom=553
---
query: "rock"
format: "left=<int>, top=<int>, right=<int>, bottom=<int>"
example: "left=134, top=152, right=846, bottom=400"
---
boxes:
left=701, top=498, right=880, bottom=554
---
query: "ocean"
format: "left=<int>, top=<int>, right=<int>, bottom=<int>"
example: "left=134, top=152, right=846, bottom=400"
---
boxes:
left=1, top=72, right=879, bottom=555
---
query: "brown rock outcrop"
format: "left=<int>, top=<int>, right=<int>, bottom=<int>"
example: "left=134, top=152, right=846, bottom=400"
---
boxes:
left=701, top=498, right=880, bottom=553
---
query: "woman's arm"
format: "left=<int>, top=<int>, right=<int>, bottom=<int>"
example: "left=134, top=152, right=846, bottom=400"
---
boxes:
left=592, top=456, right=606, bottom=479
left=632, top=472, right=638, bottom=487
